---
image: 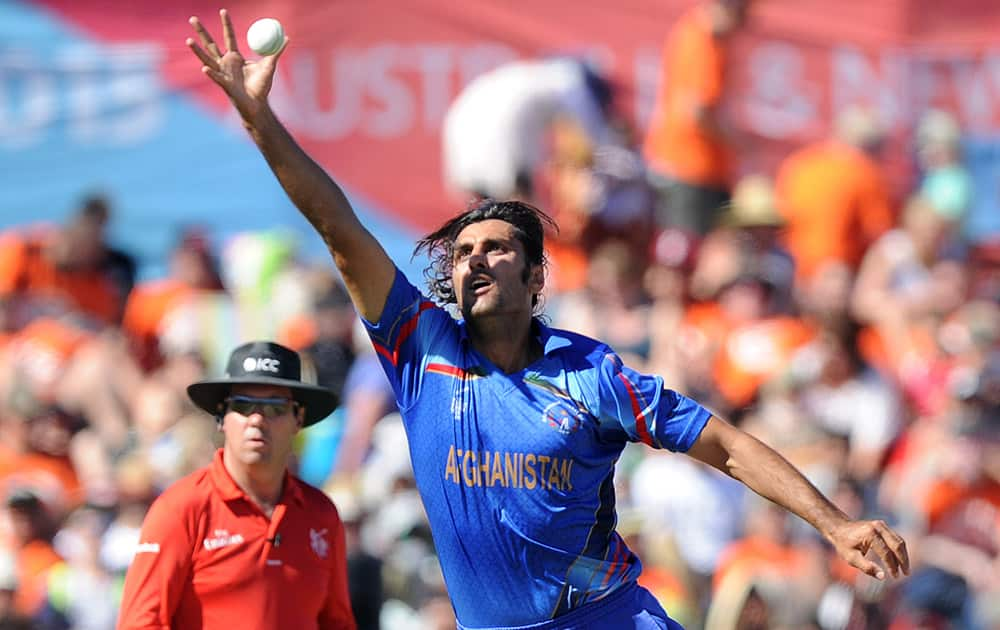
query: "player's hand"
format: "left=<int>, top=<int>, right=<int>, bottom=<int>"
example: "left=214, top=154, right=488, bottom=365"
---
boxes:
left=186, top=9, right=286, bottom=122
left=827, top=518, right=910, bottom=580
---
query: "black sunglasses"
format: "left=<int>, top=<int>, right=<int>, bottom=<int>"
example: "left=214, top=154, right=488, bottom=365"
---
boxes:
left=226, top=395, right=298, bottom=418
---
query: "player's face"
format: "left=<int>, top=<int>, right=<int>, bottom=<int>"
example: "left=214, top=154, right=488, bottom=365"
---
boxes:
left=451, top=219, right=543, bottom=321
left=222, top=384, right=302, bottom=468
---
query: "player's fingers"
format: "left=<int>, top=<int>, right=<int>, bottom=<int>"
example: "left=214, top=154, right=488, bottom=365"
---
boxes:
left=273, top=36, right=289, bottom=59
left=876, top=522, right=910, bottom=575
left=202, top=66, right=228, bottom=87
left=844, top=548, right=885, bottom=580
left=220, top=9, right=240, bottom=55
left=186, top=38, right=221, bottom=72
left=868, top=533, right=899, bottom=578
left=189, top=16, right=222, bottom=58
left=260, top=37, right=289, bottom=76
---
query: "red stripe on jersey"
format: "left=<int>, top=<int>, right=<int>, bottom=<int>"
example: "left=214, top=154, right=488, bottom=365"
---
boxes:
left=617, top=373, right=654, bottom=446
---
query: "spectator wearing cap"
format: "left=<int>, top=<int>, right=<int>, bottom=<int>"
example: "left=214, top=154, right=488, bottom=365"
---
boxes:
left=117, top=341, right=355, bottom=630
left=716, top=175, right=795, bottom=314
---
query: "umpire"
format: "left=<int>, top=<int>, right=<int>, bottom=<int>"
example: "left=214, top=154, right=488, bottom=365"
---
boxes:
left=118, top=341, right=356, bottom=630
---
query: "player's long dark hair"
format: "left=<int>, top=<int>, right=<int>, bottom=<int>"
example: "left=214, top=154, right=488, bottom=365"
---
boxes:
left=414, top=199, right=557, bottom=312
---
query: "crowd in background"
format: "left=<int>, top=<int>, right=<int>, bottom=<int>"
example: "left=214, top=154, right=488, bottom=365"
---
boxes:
left=1, top=0, right=999, bottom=628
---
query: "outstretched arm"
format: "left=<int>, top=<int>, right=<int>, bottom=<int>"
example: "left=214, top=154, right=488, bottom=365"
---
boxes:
left=186, top=10, right=395, bottom=321
left=687, top=416, right=910, bottom=581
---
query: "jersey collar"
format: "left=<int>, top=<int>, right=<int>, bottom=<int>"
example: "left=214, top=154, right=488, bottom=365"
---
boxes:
left=457, top=318, right=572, bottom=357
left=209, top=448, right=305, bottom=507
left=535, top=320, right=573, bottom=356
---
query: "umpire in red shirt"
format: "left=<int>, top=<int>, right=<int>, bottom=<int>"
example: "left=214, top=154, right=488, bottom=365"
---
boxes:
left=118, top=341, right=356, bottom=630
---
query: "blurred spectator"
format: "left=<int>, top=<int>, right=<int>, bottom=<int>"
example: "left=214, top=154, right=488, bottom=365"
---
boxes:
left=776, top=105, right=895, bottom=281
left=797, top=326, right=901, bottom=485
left=615, top=510, right=698, bottom=628
left=969, top=238, right=1000, bottom=300
left=630, top=452, right=746, bottom=616
left=644, top=0, right=752, bottom=234
left=330, top=347, right=398, bottom=477
left=157, top=230, right=305, bottom=376
left=712, top=499, right=829, bottom=627
left=716, top=175, right=795, bottom=313
left=0, top=549, right=31, bottom=630
left=2, top=490, right=61, bottom=619
left=851, top=195, right=963, bottom=392
left=852, top=195, right=956, bottom=330
left=75, top=195, right=137, bottom=317
left=122, top=228, right=225, bottom=372
left=549, top=239, right=653, bottom=367
left=538, top=112, right=655, bottom=293
left=442, top=57, right=613, bottom=202
left=644, top=228, right=700, bottom=388
left=915, top=109, right=972, bottom=227
left=683, top=268, right=816, bottom=413
left=37, top=506, right=120, bottom=629
left=896, top=407, right=1000, bottom=628
left=327, top=484, right=383, bottom=630
left=298, top=279, right=358, bottom=400
left=0, top=195, right=134, bottom=328
left=293, top=278, right=359, bottom=488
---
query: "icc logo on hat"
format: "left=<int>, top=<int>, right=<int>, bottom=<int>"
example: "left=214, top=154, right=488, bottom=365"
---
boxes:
left=187, top=341, right=339, bottom=427
left=242, top=357, right=281, bottom=373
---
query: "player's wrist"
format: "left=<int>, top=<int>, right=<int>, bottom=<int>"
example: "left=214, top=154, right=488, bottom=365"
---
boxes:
left=242, top=102, right=278, bottom=137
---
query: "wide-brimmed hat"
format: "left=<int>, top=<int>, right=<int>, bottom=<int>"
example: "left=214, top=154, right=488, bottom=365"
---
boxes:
left=187, top=341, right=338, bottom=427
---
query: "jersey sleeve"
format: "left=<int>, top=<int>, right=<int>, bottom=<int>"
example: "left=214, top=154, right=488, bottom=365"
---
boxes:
left=317, top=510, right=357, bottom=630
left=361, top=267, right=454, bottom=410
left=116, top=492, right=195, bottom=630
left=595, top=350, right=711, bottom=452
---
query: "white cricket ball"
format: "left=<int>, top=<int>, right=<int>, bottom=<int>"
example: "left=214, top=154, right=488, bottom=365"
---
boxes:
left=246, top=18, right=285, bottom=56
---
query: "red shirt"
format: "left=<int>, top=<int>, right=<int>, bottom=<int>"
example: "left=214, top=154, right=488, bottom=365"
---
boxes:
left=117, top=450, right=355, bottom=630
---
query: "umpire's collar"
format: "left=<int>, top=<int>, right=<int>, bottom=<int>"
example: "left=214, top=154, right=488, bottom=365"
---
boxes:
left=210, top=448, right=305, bottom=507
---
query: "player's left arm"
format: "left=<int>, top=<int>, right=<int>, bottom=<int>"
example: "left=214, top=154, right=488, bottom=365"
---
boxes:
left=686, top=415, right=910, bottom=581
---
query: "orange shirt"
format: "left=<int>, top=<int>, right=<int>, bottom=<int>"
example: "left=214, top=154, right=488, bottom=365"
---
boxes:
left=117, top=450, right=355, bottom=630
left=712, top=536, right=809, bottom=593
left=1, top=452, right=83, bottom=516
left=0, top=229, right=120, bottom=325
left=122, top=279, right=198, bottom=370
left=714, top=317, right=816, bottom=408
left=6, top=317, right=92, bottom=401
left=643, top=7, right=732, bottom=187
left=13, top=539, right=62, bottom=616
left=775, top=140, right=894, bottom=279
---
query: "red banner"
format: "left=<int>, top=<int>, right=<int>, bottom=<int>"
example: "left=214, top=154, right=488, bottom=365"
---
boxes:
left=36, top=0, right=1000, bottom=231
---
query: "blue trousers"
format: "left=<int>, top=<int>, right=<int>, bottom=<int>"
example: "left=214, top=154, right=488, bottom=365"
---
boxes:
left=456, top=581, right=683, bottom=630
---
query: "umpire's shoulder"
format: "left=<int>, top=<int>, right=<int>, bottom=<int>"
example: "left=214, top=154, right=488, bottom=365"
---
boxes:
left=294, top=478, right=342, bottom=521
left=145, top=465, right=214, bottom=517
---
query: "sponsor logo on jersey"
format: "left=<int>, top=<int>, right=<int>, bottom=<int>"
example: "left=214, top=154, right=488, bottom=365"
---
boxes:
left=134, top=542, right=160, bottom=554
left=203, top=529, right=245, bottom=551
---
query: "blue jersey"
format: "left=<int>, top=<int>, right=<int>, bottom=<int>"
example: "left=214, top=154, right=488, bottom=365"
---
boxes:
left=363, top=269, right=710, bottom=628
